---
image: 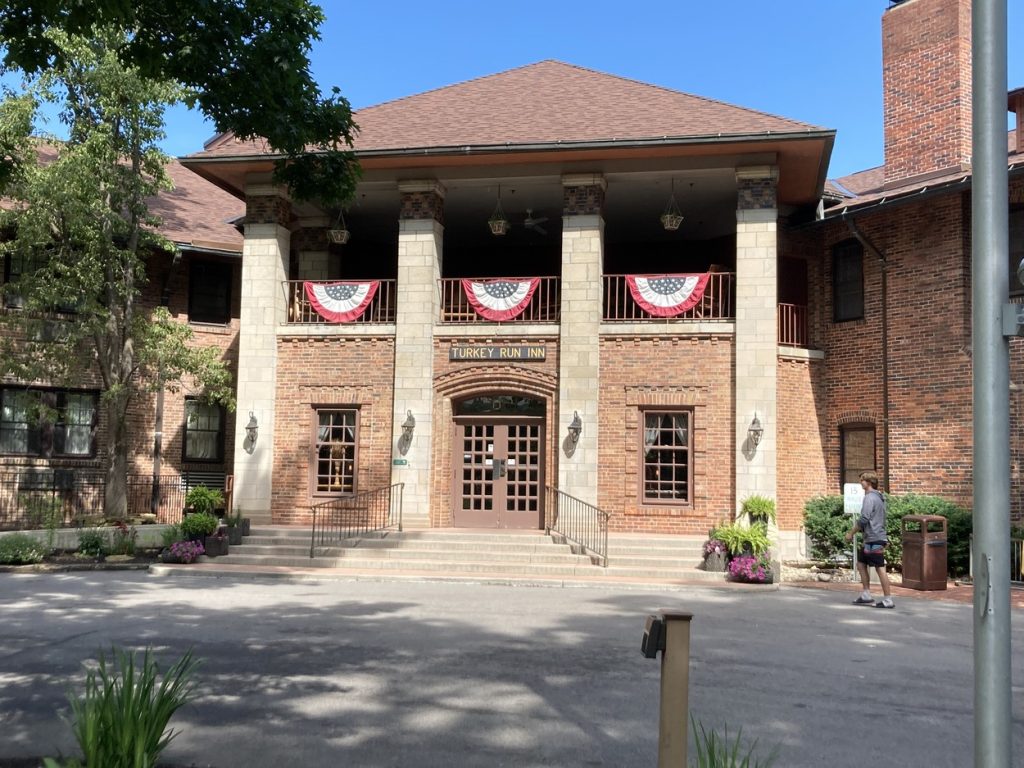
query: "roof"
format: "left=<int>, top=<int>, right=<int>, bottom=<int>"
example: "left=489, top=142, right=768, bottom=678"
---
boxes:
left=823, top=129, right=1020, bottom=216
left=191, top=60, right=827, bottom=159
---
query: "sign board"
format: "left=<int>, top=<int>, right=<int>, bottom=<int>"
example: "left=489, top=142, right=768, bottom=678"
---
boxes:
left=843, top=483, right=864, bottom=516
left=449, top=344, right=546, bottom=361
left=392, top=458, right=408, bottom=466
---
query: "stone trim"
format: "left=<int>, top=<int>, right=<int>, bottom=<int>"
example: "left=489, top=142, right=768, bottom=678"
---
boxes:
left=836, top=409, right=879, bottom=427
left=246, top=195, right=291, bottom=227
left=624, top=385, right=707, bottom=407
left=292, top=226, right=329, bottom=253
left=736, top=168, right=778, bottom=211
left=563, top=183, right=606, bottom=217
left=400, top=190, right=445, bottom=223
left=433, top=364, right=558, bottom=398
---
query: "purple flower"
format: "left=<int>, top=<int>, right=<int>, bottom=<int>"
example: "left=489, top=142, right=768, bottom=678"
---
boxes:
left=169, top=539, right=205, bottom=564
left=727, top=555, right=771, bottom=583
left=703, top=539, right=727, bottom=557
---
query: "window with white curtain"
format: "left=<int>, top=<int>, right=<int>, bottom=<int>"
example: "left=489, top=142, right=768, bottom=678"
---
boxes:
left=641, top=411, right=691, bottom=504
left=313, top=408, right=358, bottom=495
left=183, top=399, right=224, bottom=462
left=0, top=388, right=96, bottom=457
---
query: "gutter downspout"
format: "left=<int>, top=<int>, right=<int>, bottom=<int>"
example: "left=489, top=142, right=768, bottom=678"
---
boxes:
left=842, top=215, right=891, bottom=493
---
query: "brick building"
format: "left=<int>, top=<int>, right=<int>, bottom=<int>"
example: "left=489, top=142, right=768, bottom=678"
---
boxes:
left=2, top=0, right=1020, bottom=555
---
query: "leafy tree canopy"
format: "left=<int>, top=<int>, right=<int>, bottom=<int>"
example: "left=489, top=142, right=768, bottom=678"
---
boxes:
left=0, top=0, right=358, bottom=204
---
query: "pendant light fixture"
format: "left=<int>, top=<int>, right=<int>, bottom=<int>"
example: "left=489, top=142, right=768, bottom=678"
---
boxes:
left=488, top=184, right=510, bottom=236
left=660, top=179, right=684, bottom=231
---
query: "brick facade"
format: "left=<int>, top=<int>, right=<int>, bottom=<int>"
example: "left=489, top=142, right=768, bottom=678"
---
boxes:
left=271, top=335, right=395, bottom=525
left=598, top=335, right=734, bottom=534
left=776, top=357, right=828, bottom=530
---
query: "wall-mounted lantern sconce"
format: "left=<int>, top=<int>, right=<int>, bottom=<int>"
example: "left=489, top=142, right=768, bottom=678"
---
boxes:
left=568, top=411, right=582, bottom=444
left=397, top=410, right=416, bottom=457
left=747, top=414, right=763, bottom=447
left=243, top=411, right=258, bottom=454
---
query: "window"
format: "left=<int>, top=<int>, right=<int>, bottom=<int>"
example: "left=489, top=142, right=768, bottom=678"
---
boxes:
left=832, top=239, right=864, bottom=322
left=641, top=411, right=691, bottom=504
left=188, top=260, right=232, bottom=324
left=0, top=388, right=97, bottom=457
left=1009, top=207, right=1024, bottom=295
left=312, top=408, right=358, bottom=495
left=840, top=425, right=876, bottom=488
left=183, top=399, right=225, bottom=462
left=2, top=253, right=29, bottom=309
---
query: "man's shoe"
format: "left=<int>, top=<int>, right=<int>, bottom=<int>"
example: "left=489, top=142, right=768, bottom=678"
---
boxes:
left=852, top=596, right=874, bottom=605
left=875, top=599, right=895, bottom=609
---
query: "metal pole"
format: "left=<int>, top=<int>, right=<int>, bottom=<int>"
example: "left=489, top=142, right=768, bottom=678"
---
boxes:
left=972, top=1, right=1012, bottom=765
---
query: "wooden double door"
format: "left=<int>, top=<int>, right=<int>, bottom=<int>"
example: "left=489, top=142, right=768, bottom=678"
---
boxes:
left=454, top=418, right=545, bottom=528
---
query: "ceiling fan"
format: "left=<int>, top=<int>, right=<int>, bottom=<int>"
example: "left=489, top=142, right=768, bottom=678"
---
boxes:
left=523, top=209, right=548, bottom=236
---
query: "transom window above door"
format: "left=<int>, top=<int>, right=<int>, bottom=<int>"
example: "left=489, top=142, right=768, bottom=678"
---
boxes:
left=455, top=395, right=545, bottom=417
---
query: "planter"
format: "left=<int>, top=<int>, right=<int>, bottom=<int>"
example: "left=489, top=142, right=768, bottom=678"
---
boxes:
left=203, top=535, right=229, bottom=557
left=227, top=527, right=243, bottom=545
left=240, top=518, right=251, bottom=537
left=703, top=551, right=727, bottom=572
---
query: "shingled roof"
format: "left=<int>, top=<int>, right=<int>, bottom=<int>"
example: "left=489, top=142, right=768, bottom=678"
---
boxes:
left=192, top=60, right=826, bottom=159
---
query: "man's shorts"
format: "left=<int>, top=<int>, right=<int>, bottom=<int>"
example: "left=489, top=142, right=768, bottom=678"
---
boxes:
left=861, top=542, right=886, bottom=568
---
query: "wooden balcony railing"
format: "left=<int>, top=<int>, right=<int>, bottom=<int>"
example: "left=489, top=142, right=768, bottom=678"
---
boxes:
left=778, top=303, right=809, bottom=347
left=439, top=276, right=560, bottom=324
left=284, top=280, right=396, bottom=324
left=602, top=273, right=735, bottom=321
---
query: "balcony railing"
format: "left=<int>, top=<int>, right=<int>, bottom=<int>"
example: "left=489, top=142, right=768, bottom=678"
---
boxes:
left=439, top=276, right=560, bottom=324
left=603, top=273, right=735, bottom=321
left=284, top=280, right=396, bottom=325
left=778, top=303, right=809, bottom=347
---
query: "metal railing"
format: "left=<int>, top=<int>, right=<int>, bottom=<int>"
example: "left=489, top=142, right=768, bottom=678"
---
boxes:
left=544, top=486, right=611, bottom=567
left=284, top=279, right=396, bottom=324
left=778, top=303, right=810, bottom=347
left=439, top=276, right=560, bottom=324
left=0, top=470, right=190, bottom=530
left=603, top=273, right=735, bottom=321
left=309, top=483, right=404, bottom=557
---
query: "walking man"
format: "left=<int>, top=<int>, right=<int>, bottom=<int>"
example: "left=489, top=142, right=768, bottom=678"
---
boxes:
left=845, top=471, right=894, bottom=609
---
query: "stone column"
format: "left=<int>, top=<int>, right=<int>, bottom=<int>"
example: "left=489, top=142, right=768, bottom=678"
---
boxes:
left=557, top=174, right=605, bottom=504
left=734, top=167, right=778, bottom=516
left=233, top=184, right=291, bottom=524
left=391, top=181, right=444, bottom=526
left=294, top=217, right=330, bottom=280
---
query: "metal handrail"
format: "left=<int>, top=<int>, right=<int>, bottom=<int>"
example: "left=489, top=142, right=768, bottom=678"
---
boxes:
left=544, top=486, right=611, bottom=567
left=603, top=272, right=735, bottom=321
left=309, top=483, right=404, bottom=557
left=438, top=276, right=560, bottom=324
left=778, top=302, right=810, bottom=347
left=284, top=279, right=396, bottom=324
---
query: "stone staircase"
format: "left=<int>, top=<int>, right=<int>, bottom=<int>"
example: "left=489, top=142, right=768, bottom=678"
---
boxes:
left=179, top=526, right=727, bottom=585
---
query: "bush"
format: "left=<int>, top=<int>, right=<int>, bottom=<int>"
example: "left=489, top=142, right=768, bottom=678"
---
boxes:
left=712, top=522, right=771, bottom=557
left=58, top=646, right=200, bottom=768
left=802, top=493, right=973, bottom=575
left=184, top=485, right=224, bottom=516
left=0, top=533, right=48, bottom=564
left=110, top=522, right=138, bottom=557
left=77, top=529, right=107, bottom=558
left=160, top=524, right=183, bottom=548
left=179, top=512, right=218, bottom=538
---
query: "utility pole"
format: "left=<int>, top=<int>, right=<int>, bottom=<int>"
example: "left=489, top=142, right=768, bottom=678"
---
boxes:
left=972, top=0, right=1012, bottom=765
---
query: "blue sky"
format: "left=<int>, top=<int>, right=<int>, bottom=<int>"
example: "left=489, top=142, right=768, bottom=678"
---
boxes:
left=96, top=1, right=1024, bottom=178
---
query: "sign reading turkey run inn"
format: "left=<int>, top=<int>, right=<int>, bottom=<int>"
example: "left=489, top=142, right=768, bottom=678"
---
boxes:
left=449, top=344, right=546, bottom=361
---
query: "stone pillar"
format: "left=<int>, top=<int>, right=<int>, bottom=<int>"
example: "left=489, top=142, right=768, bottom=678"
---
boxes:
left=734, top=167, right=778, bottom=516
left=233, top=184, right=291, bottom=524
left=294, top=217, right=330, bottom=280
left=391, top=181, right=444, bottom=526
left=557, top=174, right=605, bottom=504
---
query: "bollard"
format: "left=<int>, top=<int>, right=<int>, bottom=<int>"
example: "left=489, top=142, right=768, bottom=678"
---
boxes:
left=641, top=610, right=694, bottom=768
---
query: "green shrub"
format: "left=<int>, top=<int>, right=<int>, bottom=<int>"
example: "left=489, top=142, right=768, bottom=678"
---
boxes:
left=0, top=533, right=48, bottom=564
left=712, top=522, right=771, bottom=557
left=60, top=646, right=200, bottom=768
left=77, top=528, right=107, bottom=558
left=110, top=523, right=138, bottom=556
left=802, top=493, right=973, bottom=575
left=160, top=524, right=183, bottom=548
left=740, top=495, right=776, bottom=525
left=179, top=512, right=218, bottom=538
left=691, top=716, right=778, bottom=767
left=183, top=485, right=224, bottom=516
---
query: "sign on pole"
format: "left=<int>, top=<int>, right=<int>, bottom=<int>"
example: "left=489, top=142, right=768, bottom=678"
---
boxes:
left=843, top=483, right=863, bottom=571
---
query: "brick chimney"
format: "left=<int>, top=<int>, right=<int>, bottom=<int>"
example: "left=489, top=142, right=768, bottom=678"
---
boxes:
left=882, top=0, right=972, bottom=187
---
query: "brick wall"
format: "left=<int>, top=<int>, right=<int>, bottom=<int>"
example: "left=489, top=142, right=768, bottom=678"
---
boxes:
left=270, top=335, right=395, bottom=525
left=598, top=335, right=734, bottom=534
left=882, top=0, right=972, bottom=185
left=777, top=357, right=828, bottom=529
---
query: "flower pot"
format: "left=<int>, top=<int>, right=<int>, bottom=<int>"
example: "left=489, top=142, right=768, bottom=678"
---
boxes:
left=227, top=527, right=243, bottom=545
left=204, top=536, right=229, bottom=557
left=703, top=551, right=727, bottom=572
left=240, top=518, right=251, bottom=536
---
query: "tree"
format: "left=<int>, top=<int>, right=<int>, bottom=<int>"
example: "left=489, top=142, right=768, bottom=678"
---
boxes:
left=0, top=28, right=235, bottom=517
left=0, top=0, right=358, bottom=205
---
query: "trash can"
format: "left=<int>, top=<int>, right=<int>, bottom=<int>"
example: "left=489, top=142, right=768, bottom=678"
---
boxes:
left=901, top=515, right=947, bottom=590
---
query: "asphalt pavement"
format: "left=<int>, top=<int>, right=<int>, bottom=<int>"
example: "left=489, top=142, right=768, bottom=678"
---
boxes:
left=0, top=572, right=1021, bottom=767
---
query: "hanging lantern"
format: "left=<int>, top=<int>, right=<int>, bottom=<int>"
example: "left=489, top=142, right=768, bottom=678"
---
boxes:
left=328, top=209, right=351, bottom=244
left=488, top=184, right=510, bottom=236
left=660, top=179, right=684, bottom=231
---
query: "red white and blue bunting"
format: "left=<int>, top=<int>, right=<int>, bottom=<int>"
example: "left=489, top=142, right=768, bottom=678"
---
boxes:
left=304, top=280, right=379, bottom=323
left=461, top=278, right=540, bottom=322
left=626, top=273, right=710, bottom=317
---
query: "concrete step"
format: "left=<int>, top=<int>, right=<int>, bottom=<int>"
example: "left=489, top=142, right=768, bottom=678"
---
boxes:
left=244, top=536, right=578, bottom=554
left=228, top=545, right=592, bottom=566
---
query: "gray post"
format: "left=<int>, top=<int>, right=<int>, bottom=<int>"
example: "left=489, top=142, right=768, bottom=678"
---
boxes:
left=972, top=1, right=1012, bottom=766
